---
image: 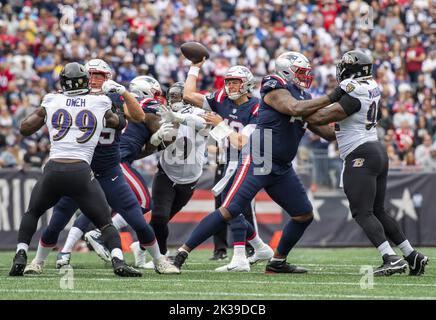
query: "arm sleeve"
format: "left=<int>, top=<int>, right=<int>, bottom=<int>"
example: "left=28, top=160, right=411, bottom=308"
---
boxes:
left=337, top=93, right=361, bottom=116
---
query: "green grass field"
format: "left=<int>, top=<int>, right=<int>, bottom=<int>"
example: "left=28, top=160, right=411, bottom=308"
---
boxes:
left=0, top=248, right=434, bottom=300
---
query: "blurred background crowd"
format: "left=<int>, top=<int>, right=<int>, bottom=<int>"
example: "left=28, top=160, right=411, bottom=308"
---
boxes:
left=0, top=0, right=435, bottom=189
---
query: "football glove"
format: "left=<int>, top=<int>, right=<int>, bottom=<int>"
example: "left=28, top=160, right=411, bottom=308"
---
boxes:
left=102, top=80, right=126, bottom=95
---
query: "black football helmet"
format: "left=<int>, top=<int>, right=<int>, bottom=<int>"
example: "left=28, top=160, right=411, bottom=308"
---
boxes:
left=60, top=62, right=90, bottom=96
left=336, top=50, right=373, bottom=83
left=167, top=82, right=185, bottom=111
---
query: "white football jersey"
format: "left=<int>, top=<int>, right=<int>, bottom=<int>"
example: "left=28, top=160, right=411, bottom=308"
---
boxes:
left=335, top=78, right=381, bottom=159
left=160, top=106, right=208, bottom=184
left=42, top=93, right=112, bottom=164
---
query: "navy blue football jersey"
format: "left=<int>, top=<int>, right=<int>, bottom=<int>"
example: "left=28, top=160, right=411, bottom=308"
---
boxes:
left=91, top=93, right=124, bottom=173
left=205, top=89, right=259, bottom=163
left=251, top=74, right=311, bottom=174
left=120, top=97, right=159, bottom=163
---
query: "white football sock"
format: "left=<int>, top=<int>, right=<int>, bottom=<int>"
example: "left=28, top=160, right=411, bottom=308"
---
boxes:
left=34, top=241, right=54, bottom=263
left=62, top=227, right=83, bottom=253
left=112, top=214, right=128, bottom=230
left=233, top=245, right=246, bottom=259
left=398, top=240, right=414, bottom=257
left=248, top=233, right=266, bottom=250
left=377, top=241, right=396, bottom=256
left=142, top=240, right=162, bottom=261
left=17, top=243, right=29, bottom=253
left=111, top=248, right=123, bottom=260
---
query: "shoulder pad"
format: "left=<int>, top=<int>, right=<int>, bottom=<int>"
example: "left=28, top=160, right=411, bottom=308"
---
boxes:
left=260, top=75, right=287, bottom=97
left=340, top=78, right=365, bottom=96
left=41, top=93, right=56, bottom=107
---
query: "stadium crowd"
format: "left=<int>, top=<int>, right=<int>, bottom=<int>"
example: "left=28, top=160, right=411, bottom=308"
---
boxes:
left=0, top=0, right=435, bottom=187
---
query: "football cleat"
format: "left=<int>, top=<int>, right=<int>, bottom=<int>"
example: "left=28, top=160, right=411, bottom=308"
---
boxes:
left=154, top=257, right=180, bottom=274
left=209, top=249, right=228, bottom=261
left=9, top=249, right=27, bottom=276
left=248, top=244, right=274, bottom=265
left=265, top=260, right=308, bottom=274
left=404, top=250, right=429, bottom=276
left=130, top=241, right=147, bottom=269
left=24, top=259, right=44, bottom=275
left=112, top=257, right=142, bottom=277
left=246, top=244, right=255, bottom=258
left=173, top=251, right=189, bottom=269
left=56, top=252, right=71, bottom=269
left=143, top=261, right=155, bottom=269
left=84, top=229, right=111, bottom=263
left=215, top=258, right=250, bottom=272
left=373, top=254, right=408, bottom=276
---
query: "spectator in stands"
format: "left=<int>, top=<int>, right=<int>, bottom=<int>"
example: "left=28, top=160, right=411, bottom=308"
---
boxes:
left=415, top=134, right=433, bottom=166
left=420, top=144, right=436, bottom=171
left=405, top=36, right=426, bottom=84
left=23, top=140, right=44, bottom=168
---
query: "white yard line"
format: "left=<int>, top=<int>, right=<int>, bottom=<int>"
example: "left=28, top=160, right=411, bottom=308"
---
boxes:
left=0, top=289, right=434, bottom=300
left=2, top=276, right=436, bottom=288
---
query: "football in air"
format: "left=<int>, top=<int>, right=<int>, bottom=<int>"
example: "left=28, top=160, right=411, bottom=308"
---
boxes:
left=180, top=42, right=210, bottom=63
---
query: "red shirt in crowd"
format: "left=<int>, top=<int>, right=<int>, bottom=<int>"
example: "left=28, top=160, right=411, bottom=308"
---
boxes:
left=405, top=44, right=425, bottom=73
left=0, top=68, right=14, bottom=93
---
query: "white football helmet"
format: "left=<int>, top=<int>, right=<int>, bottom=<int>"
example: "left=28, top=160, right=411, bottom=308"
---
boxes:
left=224, top=66, right=255, bottom=100
left=129, top=76, right=162, bottom=100
left=84, top=59, right=112, bottom=92
left=275, top=51, right=313, bottom=89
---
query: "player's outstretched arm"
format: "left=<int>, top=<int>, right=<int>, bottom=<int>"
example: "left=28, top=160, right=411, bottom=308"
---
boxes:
left=20, top=107, right=46, bottom=136
left=307, top=124, right=336, bottom=142
left=183, top=59, right=207, bottom=108
left=305, top=93, right=361, bottom=126
left=264, top=87, right=344, bottom=118
left=104, top=109, right=126, bottom=130
left=122, top=90, right=145, bottom=123
left=305, top=103, right=348, bottom=126
left=102, top=79, right=145, bottom=123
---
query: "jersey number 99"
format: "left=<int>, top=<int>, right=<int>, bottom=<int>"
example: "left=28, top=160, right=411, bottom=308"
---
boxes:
left=51, top=109, right=97, bottom=143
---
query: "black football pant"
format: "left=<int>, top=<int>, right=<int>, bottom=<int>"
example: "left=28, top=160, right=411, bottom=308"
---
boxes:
left=343, top=141, right=406, bottom=248
left=17, top=160, right=121, bottom=253
left=150, top=164, right=197, bottom=255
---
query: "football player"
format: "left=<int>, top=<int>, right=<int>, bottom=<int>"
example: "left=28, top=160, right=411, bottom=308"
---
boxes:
left=173, top=51, right=340, bottom=273
left=183, top=62, right=274, bottom=272
left=10, top=62, right=140, bottom=277
left=25, top=64, right=179, bottom=275
left=128, top=82, right=210, bottom=269
left=305, top=50, right=428, bottom=276
left=76, top=75, right=175, bottom=267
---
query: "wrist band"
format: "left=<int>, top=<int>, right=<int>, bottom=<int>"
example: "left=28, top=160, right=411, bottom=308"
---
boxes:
left=188, top=66, right=200, bottom=77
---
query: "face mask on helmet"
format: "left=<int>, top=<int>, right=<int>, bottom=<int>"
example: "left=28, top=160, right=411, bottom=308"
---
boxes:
left=276, top=52, right=313, bottom=89
left=223, top=66, right=254, bottom=100
left=290, top=65, right=313, bottom=89
left=168, top=88, right=184, bottom=111
left=336, top=51, right=373, bottom=83
left=224, top=78, right=245, bottom=100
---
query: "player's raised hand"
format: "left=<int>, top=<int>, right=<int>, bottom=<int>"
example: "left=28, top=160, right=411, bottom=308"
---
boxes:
left=192, top=56, right=207, bottom=68
left=201, top=112, right=223, bottom=126
left=102, top=80, right=126, bottom=95
left=157, top=105, right=184, bottom=124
